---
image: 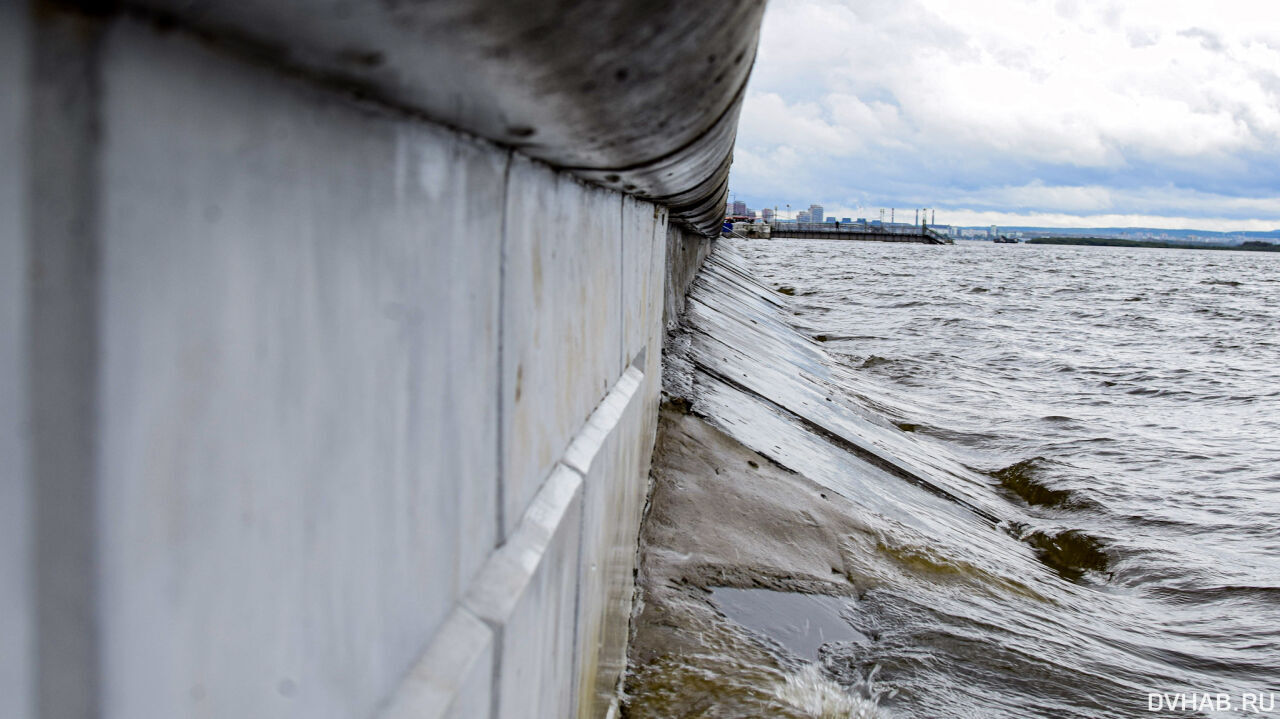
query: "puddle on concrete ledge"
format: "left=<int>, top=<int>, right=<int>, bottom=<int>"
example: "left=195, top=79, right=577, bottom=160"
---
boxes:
left=711, top=587, right=865, bottom=660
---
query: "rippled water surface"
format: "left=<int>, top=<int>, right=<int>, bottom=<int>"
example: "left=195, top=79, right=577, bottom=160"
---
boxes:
left=732, top=239, right=1280, bottom=717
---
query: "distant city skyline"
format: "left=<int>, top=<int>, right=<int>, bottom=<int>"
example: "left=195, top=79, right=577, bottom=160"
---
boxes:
left=729, top=0, right=1280, bottom=233
left=725, top=195, right=1280, bottom=243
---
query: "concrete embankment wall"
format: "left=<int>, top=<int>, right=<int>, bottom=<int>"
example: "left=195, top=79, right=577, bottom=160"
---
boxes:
left=2, top=2, right=741, bottom=718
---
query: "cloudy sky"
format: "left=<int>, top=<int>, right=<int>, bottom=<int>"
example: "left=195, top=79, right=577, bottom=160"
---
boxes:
left=729, top=0, right=1280, bottom=230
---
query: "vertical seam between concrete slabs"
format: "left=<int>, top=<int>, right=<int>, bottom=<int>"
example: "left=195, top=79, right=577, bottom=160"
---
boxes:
left=28, top=9, right=104, bottom=719
left=495, top=150, right=513, bottom=545
left=569, top=457, right=587, bottom=719
left=618, top=195, right=625, bottom=370
left=487, top=150, right=513, bottom=719
left=0, top=5, right=31, bottom=718
left=465, top=464, right=581, bottom=718
left=485, top=621, right=503, bottom=719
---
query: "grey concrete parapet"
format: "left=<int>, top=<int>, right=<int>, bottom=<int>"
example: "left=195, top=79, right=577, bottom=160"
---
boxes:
left=5, top=3, right=728, bottom=718
left=122, top=0, right=765, bottom=236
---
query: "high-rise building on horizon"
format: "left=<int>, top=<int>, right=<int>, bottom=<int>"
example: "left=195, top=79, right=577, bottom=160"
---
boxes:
left=809, top=204, right=824, bottom=224
left=732, top=200, right=747, bottom=215
left=761, top=208, right=774, bottom=221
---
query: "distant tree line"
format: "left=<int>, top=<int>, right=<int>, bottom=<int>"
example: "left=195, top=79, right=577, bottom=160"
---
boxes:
left=1026, top=237, right=1280, bottom=252
left=1240, top=241, right=1280, bottom=251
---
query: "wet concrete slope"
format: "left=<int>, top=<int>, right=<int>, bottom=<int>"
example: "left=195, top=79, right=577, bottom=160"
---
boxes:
left=623, top=241, right=1082, bottom=717
left=666, top=243, right=1011, bottom=542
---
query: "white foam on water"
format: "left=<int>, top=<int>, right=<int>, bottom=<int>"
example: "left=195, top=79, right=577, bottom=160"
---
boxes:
left=770, top=664, right=892, bottom=719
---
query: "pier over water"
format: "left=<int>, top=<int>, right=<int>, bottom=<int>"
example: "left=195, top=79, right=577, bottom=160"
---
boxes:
left=769, top=222, right=953, bottom=244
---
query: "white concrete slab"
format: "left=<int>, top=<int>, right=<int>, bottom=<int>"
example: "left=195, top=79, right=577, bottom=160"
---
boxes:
left=569, top=367, right=651, bottom=719
left=621, top=195, right=660, bottom=369
left=630, top=201, right=668, bottom=438
left=95, top=22, right=503, bottom=719
left=643, top=210, right=668, bottom=408
left=377, top=606, right=494, bottom=719
left=663, top=226, right=712, bottom=331
left=501, top=155, right=623, bottom=537
left=562, top=370, right=640, bottom=479
left=464, top=463, right=584, bottom=719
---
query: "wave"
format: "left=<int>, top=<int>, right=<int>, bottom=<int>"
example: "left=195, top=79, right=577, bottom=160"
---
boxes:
left=1012, top=526, right=1112, bottom=581
left=987, top=457, right=1082, bottom=509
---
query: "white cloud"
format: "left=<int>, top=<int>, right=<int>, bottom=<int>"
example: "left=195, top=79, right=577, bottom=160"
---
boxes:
left=730, top=0, right=1280, bottom=230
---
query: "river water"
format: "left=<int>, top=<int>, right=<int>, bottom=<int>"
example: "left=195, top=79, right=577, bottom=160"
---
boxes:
left=714, top=239, right=1280, bottom=717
